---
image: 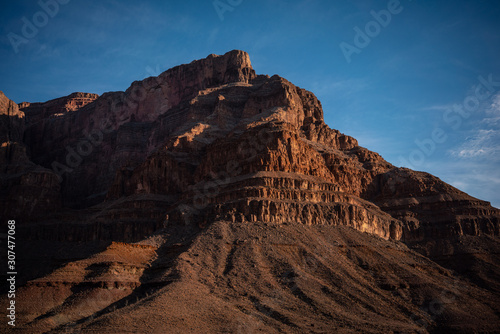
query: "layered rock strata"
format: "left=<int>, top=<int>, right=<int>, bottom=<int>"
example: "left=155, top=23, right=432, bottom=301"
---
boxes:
left=1, top=50, right=498, bottom=244
left=1, top=50, right=500, bottom=334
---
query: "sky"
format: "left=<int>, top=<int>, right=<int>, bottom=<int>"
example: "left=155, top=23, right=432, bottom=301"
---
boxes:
left=1, top=0, right=499, bottom=208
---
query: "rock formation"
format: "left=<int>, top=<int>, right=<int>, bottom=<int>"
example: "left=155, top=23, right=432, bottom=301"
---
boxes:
left=18, top=92, right=98, bottom=123
left=1, top=50, right=499, bottom=333
left=0, top=91, right=61, bottom=220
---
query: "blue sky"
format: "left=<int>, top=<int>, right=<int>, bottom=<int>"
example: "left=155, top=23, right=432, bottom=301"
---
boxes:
left=1, top=0, right=499, bottom=208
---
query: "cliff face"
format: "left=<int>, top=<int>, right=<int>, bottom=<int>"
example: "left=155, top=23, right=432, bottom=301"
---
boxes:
left=19, top=92, right=99, bottom=123
left=18, top=50, right=255, bottom=208
left=0, top=91, right=61, bottom=219
left=1, top=50, right=500, bottom=333
left=3, top=50, right=499, bottom=243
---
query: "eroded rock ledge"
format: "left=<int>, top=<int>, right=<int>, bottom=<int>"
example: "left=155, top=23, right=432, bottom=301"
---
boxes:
left=0, top=50, right=498, bottom=244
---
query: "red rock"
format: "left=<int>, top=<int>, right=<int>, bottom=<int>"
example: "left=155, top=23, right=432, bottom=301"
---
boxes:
left=19, top=92, right=99, bottom=122
left=2, top=50, right=498, bottom=241
left=1, top=50, right=499, bottom=333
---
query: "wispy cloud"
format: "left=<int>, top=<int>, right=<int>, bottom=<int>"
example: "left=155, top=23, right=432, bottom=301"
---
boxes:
left=486, top=92, right=500, bottom=115
left=482, top=117, right=500, bottom=126
left=451, top=129, right=499, bottom=159
left=449, top=93, right=500, bottom=161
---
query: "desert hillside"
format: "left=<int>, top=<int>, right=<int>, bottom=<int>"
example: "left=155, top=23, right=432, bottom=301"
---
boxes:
left=1, top=50, right=499, bottom=333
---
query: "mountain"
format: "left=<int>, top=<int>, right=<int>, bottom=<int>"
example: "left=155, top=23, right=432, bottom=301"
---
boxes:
left=1, top=50, right=499, bottom=333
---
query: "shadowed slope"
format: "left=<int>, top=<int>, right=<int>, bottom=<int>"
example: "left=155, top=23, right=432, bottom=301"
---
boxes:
left=10, top=222, right=498, bottom=333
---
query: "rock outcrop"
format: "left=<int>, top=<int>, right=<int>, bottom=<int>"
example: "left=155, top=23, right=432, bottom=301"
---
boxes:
left=1, top=50, right=500, bottom=333
left=19, top=92, right=99, bottom=123
left=2, top=50, right=498, bottom=242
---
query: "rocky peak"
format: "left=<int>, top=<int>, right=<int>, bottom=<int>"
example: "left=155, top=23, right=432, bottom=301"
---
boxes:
left=124, top=49, right=257, bottom=114
left=2, top=51, right=500, bottom=334
left=2, top=51, right=499, bottom=242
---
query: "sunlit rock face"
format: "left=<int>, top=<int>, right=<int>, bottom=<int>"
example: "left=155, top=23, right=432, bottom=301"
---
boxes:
left=2, top=50, right=500, bottom=334
left=2, top=50, right=499, bottom=242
